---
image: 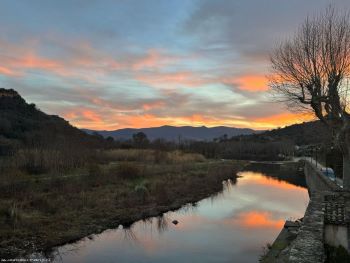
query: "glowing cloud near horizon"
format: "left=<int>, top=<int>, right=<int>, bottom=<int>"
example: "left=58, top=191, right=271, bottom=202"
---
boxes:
left=0, top=0, right=345, bottom=130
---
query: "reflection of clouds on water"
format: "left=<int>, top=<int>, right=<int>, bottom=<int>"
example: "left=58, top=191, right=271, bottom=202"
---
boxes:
left=208, top=179, right=236, bottom=204
left=49, top=234, right=95, bottom=263
left=238, top=171, right=305, bottom=190
left=122, top=227, right=138, bottom=243
left=224, top=210, right=284, bottom=229
left=137, top=215, right=171, bottom=235
left=51, top=169, right=309, bottom=263
left=156, top=215, right=169, bottom=234
left=233, top=171, right=309, bottom=216
left=178, top=202, right=198, bottom=214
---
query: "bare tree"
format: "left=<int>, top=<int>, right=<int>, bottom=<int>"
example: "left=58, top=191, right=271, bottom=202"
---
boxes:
left=269, top=6, right=350, bottom=189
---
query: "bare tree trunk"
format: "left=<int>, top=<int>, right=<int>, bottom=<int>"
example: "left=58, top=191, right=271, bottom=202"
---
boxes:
left=341, top=120, right=350, bottom=190
left=343, top=152, right=350, bottom=190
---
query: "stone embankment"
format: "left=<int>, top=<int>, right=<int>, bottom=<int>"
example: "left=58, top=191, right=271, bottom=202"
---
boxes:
left=287, top=192, right=325, bottom=262
left=262, top=160, right=349, bottom=263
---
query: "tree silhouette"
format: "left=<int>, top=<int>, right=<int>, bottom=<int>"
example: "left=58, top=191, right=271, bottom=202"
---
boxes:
left=269, top=7, right=350, bottom=189
left=132, top=132, right=149, bottom=148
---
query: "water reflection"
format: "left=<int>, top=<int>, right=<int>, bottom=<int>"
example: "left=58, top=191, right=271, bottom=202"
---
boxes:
left=246, top=163, right=307, bottom=188
left=51, top=166, right=309, bottom=263
left=226, top=210, right=285, bottom=229
left=122, top=228, right=138, bottom=242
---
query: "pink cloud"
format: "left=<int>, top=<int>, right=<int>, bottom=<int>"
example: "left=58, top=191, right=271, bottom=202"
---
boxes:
left=131, top=49, right=177, bottom=70
left=142, top=101, right=165, bottom=111
left=0, top=66, right=17, bottom=76
left=136, top=71, right=205, bottom=88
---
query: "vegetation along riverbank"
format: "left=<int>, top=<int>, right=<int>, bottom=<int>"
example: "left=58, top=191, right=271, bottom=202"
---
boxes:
left=0, top=149, right=246, bottom=258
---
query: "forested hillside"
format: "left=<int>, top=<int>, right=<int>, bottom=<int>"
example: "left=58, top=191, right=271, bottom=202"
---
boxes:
left=252, top=121, right=331, bottom=146
left=0, top=88, right=111, bottom=174
left=0, top=88, right=106, bottom=155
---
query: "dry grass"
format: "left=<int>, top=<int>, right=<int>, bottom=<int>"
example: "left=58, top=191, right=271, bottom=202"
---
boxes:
left=1, top=148, right=90, bottom=175
left=0, top=148, right=246, bottom=258
left=101, top=149, right=154, bottom=162
left=101, top=149, right=205, bottom=163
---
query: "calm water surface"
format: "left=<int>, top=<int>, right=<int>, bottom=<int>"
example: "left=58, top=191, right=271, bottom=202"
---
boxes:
left=51, top=166, right=309, bottom=263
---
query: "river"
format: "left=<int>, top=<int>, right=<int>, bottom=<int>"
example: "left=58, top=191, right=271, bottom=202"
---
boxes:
left=49, top=164, right=309, bottom=263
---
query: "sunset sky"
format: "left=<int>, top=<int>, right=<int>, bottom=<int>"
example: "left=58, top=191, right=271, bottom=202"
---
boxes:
left=1, top=0, right=350, bottom=130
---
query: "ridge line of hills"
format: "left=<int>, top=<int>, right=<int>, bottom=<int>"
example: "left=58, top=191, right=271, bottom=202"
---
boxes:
left=0, top=88, right=108, bottom=152
left=82, top=125, right=259, bottom=141
left=0, top=88, right=330, bottom=149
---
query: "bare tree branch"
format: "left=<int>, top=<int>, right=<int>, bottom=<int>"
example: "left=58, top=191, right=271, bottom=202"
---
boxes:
left=269, top=5, right=350, bottom=189
left=269, top=6, right=350, bottom=131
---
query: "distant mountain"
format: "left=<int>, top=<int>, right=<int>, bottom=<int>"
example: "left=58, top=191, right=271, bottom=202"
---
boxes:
left=0, top=88, right=106, bottom=153
left=83, top=125, right=257, bottom=141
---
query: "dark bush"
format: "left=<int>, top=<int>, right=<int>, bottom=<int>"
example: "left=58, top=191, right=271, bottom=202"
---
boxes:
left=114, top=162, right=140, bottom=180
left=151, top=182, right=170, bottom=204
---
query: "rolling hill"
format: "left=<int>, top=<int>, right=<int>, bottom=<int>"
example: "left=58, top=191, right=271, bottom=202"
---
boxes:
left=83, top=125, right=257, bottom=141
left=245, top=120, right=331, bottom=146
left=0, top=88, right=106, bottom=154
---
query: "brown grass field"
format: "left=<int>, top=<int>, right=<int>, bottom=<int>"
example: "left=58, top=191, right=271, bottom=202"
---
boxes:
left=0, top=149, right=246, bottom=258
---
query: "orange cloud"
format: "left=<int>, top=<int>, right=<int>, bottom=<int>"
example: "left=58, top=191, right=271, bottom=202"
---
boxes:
left=63, top=110, right=226, bottom=130
left=117, top=114, right=170, bottom=128
left=224, top=74, right=268, bottom=92
left=62, top=109, right=260, bottom=130
left=63, top=111, right=169, bottom=130
left=180, top=114, right=222, bottom=125
left=64, top=112, right=78, bottom=120
left=81, top=110, right=102, bottom=122
left=62, top=108, right=103, bottom=128
left=0, top=52, right=68, bottom=77
left=252, top=112, right=314, bottom=129
left=61, top=102, right=314, bottom=131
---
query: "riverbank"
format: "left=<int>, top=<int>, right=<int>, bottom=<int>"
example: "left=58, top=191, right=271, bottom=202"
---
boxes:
left=261, top=160, right=350, bottom=263
left=0, top=149, right=246, bottom=259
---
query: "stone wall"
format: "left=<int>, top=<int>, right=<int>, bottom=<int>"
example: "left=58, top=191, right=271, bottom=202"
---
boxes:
left=287, top=192, right=325, bottom=262
left=304, top=161, right=340, bottom=195
left=264, top=161, right=346, bottom=262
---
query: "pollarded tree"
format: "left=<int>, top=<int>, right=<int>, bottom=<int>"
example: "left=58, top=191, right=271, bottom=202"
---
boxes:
left=269, top=7, right=350, bottom=189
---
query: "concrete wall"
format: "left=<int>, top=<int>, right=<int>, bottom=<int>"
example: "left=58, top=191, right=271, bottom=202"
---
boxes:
left=325, top=225, right=348, bottom=249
